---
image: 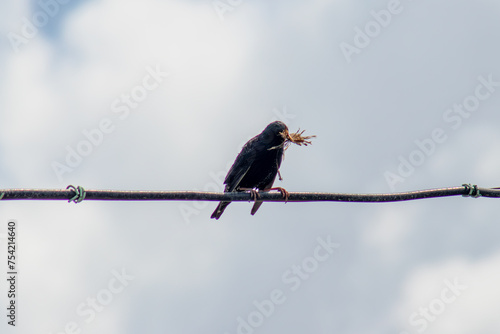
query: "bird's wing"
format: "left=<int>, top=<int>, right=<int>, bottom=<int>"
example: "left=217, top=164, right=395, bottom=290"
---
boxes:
left=224, top=136, right=258, bottom=192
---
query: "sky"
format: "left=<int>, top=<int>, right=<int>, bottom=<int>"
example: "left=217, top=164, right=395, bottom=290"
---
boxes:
left=1, top=0, right=500, bottom=333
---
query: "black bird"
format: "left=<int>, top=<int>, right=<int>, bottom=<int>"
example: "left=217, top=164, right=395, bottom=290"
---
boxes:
left=211, top=121, right=291, bottom=219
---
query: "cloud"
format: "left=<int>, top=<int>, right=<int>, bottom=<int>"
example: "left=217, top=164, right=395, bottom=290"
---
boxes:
left=394, top=252, right=500, bottom=333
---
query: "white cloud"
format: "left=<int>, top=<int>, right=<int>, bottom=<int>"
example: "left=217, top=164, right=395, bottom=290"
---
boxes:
left=394, top=252, right=500, bottom=334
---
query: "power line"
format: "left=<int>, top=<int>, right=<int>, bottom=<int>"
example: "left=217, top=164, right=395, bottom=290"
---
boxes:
left=0, top=184, right=498, bottom=204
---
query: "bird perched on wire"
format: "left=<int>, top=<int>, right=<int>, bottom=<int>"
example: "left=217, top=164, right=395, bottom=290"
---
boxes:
left=211, top=121, right=314, bottom=219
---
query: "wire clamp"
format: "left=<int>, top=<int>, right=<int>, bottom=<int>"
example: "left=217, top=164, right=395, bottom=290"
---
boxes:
left=67, top=185, right=86, bottom=203
left=462, top=183, right=481, bottom=198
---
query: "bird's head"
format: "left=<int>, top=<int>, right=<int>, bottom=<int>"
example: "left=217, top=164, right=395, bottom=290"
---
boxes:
left=260, top=121, right=291, bottom=148
left=263, top=121, right=316, bottom=151
left=264, top=121, right=291, bottom=141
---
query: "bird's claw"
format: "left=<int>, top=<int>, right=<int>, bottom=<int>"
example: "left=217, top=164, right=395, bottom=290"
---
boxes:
left=268, top=187, right=290, bottom=203
left=239, top=188, right=260, bottom=202
left=249, top=189, right=260, bottom=202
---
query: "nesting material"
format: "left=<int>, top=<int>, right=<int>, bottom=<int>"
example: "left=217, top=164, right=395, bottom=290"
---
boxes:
left=269, top=128, right=316, bottom=151
left=285, top=129, right=316, bottom=147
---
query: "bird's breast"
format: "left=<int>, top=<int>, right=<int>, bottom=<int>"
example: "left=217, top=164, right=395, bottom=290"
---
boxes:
left=238, top=147, right=283, bottom=190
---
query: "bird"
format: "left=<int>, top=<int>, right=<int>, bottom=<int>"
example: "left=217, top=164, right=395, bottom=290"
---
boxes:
left=211, top=121, right=291, bottom=219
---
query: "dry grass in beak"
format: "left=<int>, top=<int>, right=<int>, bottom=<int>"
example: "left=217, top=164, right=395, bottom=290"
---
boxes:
left=281, top=129, right=316, bottom=148
left=269, top=128, right=316, bottom=151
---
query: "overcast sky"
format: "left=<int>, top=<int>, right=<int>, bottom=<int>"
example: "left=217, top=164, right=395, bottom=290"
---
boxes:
left=1, top=0, right=500, bottom=333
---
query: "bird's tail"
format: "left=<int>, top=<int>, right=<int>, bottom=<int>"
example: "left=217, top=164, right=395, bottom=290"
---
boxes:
left=211, top=201, right=231, bottom=219
left=250, top=200, right=264, bottom=215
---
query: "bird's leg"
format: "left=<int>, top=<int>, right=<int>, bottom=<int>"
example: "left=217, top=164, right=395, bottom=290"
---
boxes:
left=238, top=188, right=260, bottom=202
left=277, top=170, right=283, bottom=181
left=266, top=187, right=290, bottom=202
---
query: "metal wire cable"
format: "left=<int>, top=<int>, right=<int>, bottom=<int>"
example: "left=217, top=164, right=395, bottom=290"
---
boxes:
left=0, top=184, right=499, bottom=204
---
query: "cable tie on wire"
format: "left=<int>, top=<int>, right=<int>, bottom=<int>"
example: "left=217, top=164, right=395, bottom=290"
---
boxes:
left=67, top=185, right=86, bottom=203
left=462, top=183, right=481, bottom=198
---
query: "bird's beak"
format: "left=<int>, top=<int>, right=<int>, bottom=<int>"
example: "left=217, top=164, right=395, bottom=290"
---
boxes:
left=284, top=129, right=292, bottom=141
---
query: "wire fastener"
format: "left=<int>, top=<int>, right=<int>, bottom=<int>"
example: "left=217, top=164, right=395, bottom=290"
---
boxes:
left=67, top=185, right=86, bottom=203
left=462, top=184, right=481, bottom=198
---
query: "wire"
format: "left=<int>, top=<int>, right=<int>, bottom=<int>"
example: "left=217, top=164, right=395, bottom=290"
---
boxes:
left=0, top=184, right=499, bottom=204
